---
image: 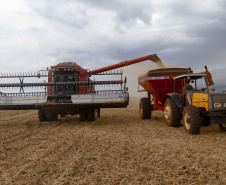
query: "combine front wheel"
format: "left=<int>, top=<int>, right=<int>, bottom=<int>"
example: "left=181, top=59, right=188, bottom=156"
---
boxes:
left=46, top=112, right=58, bottom=121
left=139, top=98, right=151, bottom=119
left=87, top=108, right=96, bottom=122
left=182, top=106, right=201, bottom=134
left=164, top=98, right=181, bottom=127
left=38, top=109, right=47, bottom=122
left=79, top=109, right=88, bottom=122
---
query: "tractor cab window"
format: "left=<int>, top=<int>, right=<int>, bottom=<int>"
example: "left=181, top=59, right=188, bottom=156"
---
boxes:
left=174, top=75, right=208, bottom=93
left=196, top=77, right=207, bottom=91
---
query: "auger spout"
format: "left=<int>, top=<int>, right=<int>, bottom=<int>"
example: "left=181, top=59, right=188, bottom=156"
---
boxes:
left=90, top=54, right=161, bottom=74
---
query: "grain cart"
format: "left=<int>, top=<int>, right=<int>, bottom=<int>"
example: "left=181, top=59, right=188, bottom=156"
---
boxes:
left=0, top=54, right=159, bottom=122
left=139, top=66, right=226, bottom=134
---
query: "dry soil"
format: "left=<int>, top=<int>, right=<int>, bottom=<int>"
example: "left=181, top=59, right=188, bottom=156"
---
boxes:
left=0, top=98, right=225, bottom=185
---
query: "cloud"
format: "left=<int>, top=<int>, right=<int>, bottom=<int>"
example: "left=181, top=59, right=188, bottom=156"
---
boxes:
left=0, top=0, right=226, bottom=96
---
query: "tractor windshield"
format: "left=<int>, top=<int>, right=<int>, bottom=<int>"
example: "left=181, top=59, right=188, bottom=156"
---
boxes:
left=174, top=74, right=207, bottom=93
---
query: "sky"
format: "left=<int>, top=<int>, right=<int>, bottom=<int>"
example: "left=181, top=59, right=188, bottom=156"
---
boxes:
left=0, top=0, right=226, bottom=96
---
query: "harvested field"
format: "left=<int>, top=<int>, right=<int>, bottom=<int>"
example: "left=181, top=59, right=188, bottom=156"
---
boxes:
left=0, top=98, right=225, bottom=185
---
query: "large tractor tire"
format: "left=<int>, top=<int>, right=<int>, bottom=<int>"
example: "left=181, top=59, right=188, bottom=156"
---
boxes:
left=79, top=109, right=88, bottom=122
left=87, top=108, right=96, bottom=122
left=46, top=112, right=58, bottom=121
left=139, top=98, right=151, bottom=119
left=182, top=106, right=202, bottom=134
left=164, top=98, right=181, bottom=127
left=38, top=109, right=47, bottom=122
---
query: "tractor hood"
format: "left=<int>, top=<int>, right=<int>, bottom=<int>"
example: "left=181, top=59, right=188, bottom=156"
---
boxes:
left=208, top=92, right=226, bottom=111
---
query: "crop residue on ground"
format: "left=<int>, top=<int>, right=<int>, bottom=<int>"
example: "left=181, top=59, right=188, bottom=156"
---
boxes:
left=0, top=98, right=225, bottom=184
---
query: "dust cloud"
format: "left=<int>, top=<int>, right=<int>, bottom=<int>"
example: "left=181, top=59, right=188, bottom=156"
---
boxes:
left=156, top=60, right=165, bottom=68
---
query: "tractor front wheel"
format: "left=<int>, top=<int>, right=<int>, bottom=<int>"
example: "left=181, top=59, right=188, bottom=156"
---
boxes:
left=182, top=106, right=202, bottom=134
left=164, top=98, right=181, bottom=127
left=139, top=98, right=151, bottom=119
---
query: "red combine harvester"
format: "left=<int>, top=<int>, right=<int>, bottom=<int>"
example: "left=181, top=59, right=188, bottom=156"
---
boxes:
left=0, top=54, right=160, bottom=122
left=138, top=66, right=226, bottom=134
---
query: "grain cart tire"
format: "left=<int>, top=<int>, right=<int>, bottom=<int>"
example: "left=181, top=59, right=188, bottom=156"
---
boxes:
left=164, top=98, right=181, bottom=127
left=38, top=109, right=47, bottom=122
left=87, top=108, right=96, bottom=122
left=140, top=98, right=151, bottom=119
left=46, top=112, right=58, bottom=121
left=182, top=106, right=202, bottom=134
left=80, top=109, right=88, bottom=122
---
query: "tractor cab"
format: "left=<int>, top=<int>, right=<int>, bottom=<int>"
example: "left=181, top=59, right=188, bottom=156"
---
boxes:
left=174, top=73, right=208, bottom=94
left=173, top=73, right=209, bottom=108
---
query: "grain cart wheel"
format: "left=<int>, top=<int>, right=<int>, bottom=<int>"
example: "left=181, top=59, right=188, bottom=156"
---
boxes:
left=46, top=111, right=58, bottom=121
left=182, top=106, right=202, bottom=134
left=164, top=98, right=181, bottom=127
left=79, top=109, right=88, bottom=122
left=38, top=109, right=47, bottom=122
left=140, top=98, right=151, bottom=119
left=87, top=108, right=96, bottom=122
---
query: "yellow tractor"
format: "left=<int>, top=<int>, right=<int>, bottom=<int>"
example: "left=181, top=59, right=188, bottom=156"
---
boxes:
left=165, top=66, right=226, bottom=134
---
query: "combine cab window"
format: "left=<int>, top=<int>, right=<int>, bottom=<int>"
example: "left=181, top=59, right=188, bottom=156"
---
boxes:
left=53, top=70, right=78, bottom=94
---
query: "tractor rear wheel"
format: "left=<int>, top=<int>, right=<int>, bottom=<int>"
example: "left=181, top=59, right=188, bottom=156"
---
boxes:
left=79, top=109, right=88, bottom=122
left=139, top=98, right=151, bottom=119
left=38, top=109, right=47, bottom=122
left=219, top=124, right=226, bottom=132
left=182, top=106, right=202, bottom=134
left=164, top=98, right=181, bottom=127
left=87, top=108, right=96, bottom=122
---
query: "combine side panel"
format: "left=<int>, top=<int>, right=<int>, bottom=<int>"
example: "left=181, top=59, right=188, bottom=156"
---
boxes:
left=47, top=70, right=53, bottom=95
left=79, top=70, right=88, bottom=94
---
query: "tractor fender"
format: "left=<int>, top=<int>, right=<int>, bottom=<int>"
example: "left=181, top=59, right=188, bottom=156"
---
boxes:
left=166, top=93, right=183, bottom=113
